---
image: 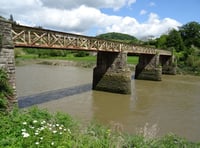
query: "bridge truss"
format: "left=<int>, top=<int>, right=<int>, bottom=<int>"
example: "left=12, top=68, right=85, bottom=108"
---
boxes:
left=12, top=24, right=171, bottom=55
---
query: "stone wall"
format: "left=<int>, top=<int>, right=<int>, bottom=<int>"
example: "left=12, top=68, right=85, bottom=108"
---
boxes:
left=0, top=18, right=17, bottom=106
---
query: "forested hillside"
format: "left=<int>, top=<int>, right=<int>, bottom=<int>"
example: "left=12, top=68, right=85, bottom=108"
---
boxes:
left=96, top=32, right=141, bottom=44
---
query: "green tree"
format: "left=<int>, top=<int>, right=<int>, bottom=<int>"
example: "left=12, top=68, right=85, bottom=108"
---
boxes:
left=166, top=29, right=185, bottom=52
left=155, top=34, right=168, bottom=49
left=180, top=21, right=200, bottom=48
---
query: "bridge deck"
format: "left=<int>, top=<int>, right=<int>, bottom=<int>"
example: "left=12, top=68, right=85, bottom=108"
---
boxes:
left=12, top=24, right=171, bottom=56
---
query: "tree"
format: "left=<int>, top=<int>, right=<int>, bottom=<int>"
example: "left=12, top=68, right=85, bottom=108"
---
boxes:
left=179, top=21, right=200, bottom=48
left=166, top=29, right=185, bottom=52
left=155, top=34, right=167, bottom=49
left=8, top=14, right=17, bottom=24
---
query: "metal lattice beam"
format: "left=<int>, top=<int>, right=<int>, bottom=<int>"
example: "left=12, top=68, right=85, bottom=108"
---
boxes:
left=12, top=24, right=171, bottom=56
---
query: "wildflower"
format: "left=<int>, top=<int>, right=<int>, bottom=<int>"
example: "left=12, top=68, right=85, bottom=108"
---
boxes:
left=59, top=127, right=62, bottom=130
left=56, top=124, right=59, bottom=127
left=29, top=126, right=35, bottom=129
left=21, top=129, right=26, bottom=132
left=33, top=120, right=38, bottom=123
left=67, top=129, right=71, bottom=134
left=53, top=130, right=57, bottom=134
left=35, top=142, right=39, bottom=145
left=48, top=123, right=52, bottom=127
left=64, top=129, right=67, bottom=132
left=51, top=142, right=54, bottom=145
left=22, top=122, right=27, bottom=125
left=40, top=127, right=45, bottom=131
left=59, top=132, right=62, bottom=135
left=35, top=132, right=39, bottom=135
left=22, top=132, right=30, bottom=138
left=49, top=127, right=52, bottom=131
left=41, top=121, right=46, bottom=125
left=40, top=137, right=43, bottom=140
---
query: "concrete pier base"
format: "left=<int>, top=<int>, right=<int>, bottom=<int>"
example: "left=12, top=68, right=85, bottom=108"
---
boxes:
left=135, top=54, right=162, bottom=81
left=160, top=55, right=176, bottom=75
left=93, top=51, right=131, bottom=94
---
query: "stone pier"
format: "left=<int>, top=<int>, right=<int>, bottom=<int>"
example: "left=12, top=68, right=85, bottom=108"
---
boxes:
left=0, top=18, right=17, bottom=107
left=160, top=55, right=176, bottom=75
left=92, top=51, right=131, bottom=94
left=135, top=54, right=162, bottom=81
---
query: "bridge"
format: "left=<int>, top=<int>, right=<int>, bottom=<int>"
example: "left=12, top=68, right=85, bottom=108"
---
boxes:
left=0, top=18, right=176, bottom=108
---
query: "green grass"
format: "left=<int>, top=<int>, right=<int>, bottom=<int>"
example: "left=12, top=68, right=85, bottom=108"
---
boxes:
left=127, top=56, right=139, bottom=65
left=17, top=54, right=138, bottom=63
left=0, top=107, right=199, bottom=148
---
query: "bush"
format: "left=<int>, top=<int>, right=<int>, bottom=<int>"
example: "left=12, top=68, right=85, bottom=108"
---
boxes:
left=0, top=107, right=199, bottom=147
left=74, top=51, right=89, bottom=57
left=0, top=69, right=13, bottom=110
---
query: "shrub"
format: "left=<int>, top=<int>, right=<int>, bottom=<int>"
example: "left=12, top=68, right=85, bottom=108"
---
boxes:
left=74, top=51, right=89, bottom=57
left=0, top=69, right=13, bottom=110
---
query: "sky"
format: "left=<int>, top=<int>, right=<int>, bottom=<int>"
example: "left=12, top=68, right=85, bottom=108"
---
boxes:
left=0, top=0, right=199, bottom=39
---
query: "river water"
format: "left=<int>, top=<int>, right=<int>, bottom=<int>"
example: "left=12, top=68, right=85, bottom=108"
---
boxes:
left=16, top=64, right=200, bottom=141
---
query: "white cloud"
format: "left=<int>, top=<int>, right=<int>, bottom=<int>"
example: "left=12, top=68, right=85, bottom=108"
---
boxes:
left=104, top=13, right=181, bottom=38
left=0, top=0, right=181, bottom=39
left=140, top=9, right=147, bottom=15
left=40, top=0, right=136, bottom=10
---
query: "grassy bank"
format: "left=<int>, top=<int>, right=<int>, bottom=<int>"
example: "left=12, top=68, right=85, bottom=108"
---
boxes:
left=15, top=52, right=139, bottom=67
left=0, top=107, right=199, bottom=148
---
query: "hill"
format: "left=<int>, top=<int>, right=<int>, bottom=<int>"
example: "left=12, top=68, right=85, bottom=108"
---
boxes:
left=96, top=32, right=140, bottom=44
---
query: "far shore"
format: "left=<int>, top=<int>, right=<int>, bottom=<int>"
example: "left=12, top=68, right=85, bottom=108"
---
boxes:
left=15, top=58, right=136, bottom=70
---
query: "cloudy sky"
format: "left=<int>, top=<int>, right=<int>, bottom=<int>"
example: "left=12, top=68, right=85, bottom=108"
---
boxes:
left=0, top=0, right=199, bottom=39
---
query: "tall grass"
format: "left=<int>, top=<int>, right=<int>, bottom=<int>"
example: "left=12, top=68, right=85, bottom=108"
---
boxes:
left=0, top=107, right=199, bottom=148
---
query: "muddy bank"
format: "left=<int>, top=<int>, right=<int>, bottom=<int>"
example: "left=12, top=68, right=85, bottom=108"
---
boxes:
left=16, top=58, right=136, bottom=70
left=16, top=58, right=96, bottom=68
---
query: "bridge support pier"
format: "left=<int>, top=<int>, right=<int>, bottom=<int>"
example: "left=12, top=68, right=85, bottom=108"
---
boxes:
left=0, top=19, right=17, bottom=108
left=92, top=51, right=131, bottom=94
left=160, top=55, right=176, bottom=75
left=135, top=54, right=162, bottom=81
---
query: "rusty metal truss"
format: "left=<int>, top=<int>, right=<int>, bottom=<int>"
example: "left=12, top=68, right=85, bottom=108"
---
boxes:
left=12, top=24, right=171, bottom=56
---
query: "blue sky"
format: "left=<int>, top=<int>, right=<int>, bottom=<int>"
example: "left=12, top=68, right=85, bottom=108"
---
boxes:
left=102, top=0, right=199, bottom=24
left=0, top=0, right=199, bottom=39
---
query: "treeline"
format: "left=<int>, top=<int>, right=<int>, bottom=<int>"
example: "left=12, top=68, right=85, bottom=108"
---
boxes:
left=144, top=21, right=200, bottom=74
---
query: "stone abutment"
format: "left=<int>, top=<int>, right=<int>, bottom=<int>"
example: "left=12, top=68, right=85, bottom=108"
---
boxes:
left=0, top=19, right=17, bottom=107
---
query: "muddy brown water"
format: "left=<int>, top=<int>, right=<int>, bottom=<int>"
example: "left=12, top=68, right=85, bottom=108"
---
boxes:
left=16, top=64, right=200, bottom=141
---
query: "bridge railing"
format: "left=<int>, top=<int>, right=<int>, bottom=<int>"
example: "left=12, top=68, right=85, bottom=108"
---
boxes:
left=12, top=24, right=171, bottom=55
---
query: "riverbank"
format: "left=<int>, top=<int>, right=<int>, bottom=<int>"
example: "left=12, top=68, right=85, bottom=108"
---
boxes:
left=15, top=56, right=136, bottom=70
left=0, top=107, right=199, bottom=147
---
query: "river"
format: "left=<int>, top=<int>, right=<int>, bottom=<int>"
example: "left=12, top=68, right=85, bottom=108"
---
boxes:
left=16, top=64, right=200, bottom=142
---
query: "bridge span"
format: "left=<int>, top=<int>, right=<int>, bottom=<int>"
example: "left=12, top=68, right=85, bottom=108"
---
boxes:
left=12, top=24, right=171, bottom=56
left=0, top=19, right=176, bottom=108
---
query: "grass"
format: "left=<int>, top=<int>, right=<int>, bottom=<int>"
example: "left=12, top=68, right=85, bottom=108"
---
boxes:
left=15, top=53, right=139, bottom=66
left=0, top=107, right=199, bottom=148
